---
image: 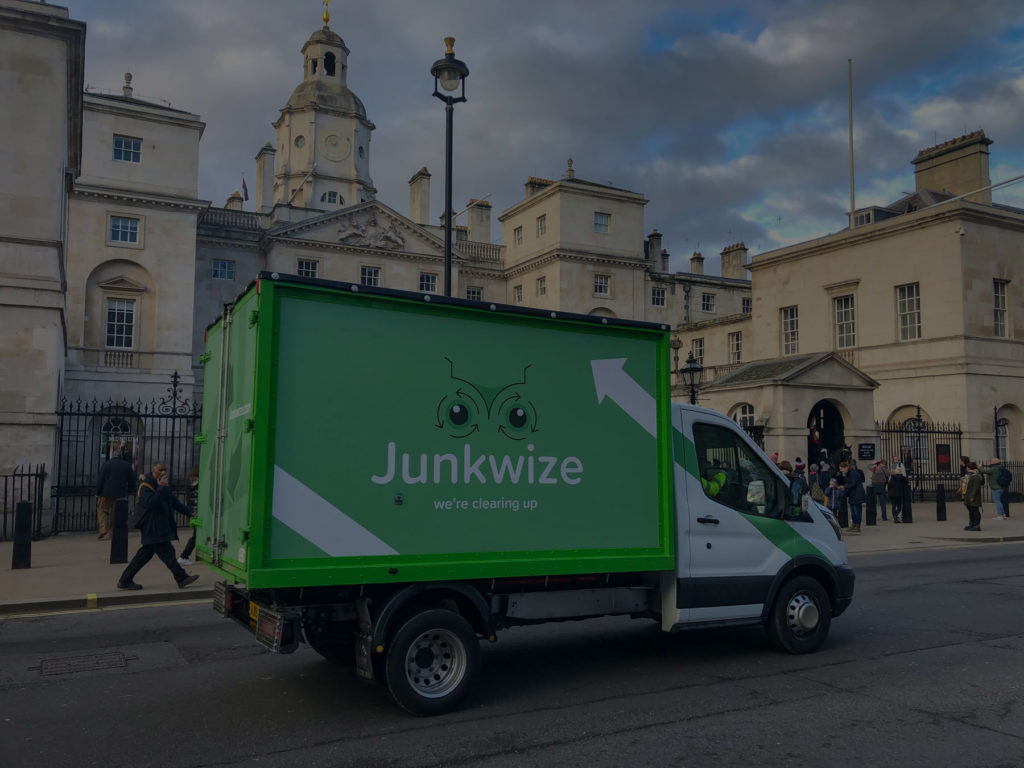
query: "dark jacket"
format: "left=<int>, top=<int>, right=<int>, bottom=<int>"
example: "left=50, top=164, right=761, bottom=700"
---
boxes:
left=844, top=468, right=866, bottom=505
left=964, top=472, right=984, bottom=507
left=134, top=474, right=190, bottom=546
left=825, top=485, right=845, bottom=512
left=95, top=457, right=136, bottom=499
left=887, top=472, right=908, bottom=500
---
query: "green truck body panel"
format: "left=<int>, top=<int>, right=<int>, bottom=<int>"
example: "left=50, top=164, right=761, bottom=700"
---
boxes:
left=197, top=276, right=675, bottom=589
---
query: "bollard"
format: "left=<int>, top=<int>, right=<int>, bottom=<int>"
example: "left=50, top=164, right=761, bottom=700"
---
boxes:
left=12, top=501, right=32, bottom=569
left=838, top=496, right=849, bottom=529
left=1004, top=492, right=1012, bottom=519
left=903, top=483, right=913, bottom=524
left=866, top=487, right=877, bottom=526
left=110, top=498, right=129, bottom=565
left=936, top=484, right=946, bottom=521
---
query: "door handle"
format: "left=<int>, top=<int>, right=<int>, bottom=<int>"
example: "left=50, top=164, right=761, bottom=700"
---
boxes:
left=696, top=516, right=720, bottom=525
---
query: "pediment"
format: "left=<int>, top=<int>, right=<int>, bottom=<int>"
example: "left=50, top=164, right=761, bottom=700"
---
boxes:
left=787, top=356, right=877, bottom=389
left=97, top=276, right=147, bottom=293
left=707, top=351, right=877, bottom=392
left=266, top=201, right=447, bottom=258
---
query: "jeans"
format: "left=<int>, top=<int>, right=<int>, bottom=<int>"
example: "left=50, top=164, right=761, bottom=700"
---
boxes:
left=991, top=487, right=1005, bottom=518
left=849, top=502, right=863, bottom=525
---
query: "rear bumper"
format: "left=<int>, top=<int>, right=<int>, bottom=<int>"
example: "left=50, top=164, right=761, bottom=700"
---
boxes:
left=213, top=581, right=301, bottom=653
left=833, top=565, right=855, bottom=617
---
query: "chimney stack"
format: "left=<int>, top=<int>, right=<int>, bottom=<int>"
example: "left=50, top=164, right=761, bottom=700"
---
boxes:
left=409, top=167, right=431, bottom=225
left=467, top=199, right=491, bottom=243
left=912, top=130, right=993, bottom=204
left=661, top=249, right=670, bottom=273
left=720, top=242, right=748, bottom=279
left=646, top=229, right=663, bottom=265
left=690, top=251, right=704, bottom=275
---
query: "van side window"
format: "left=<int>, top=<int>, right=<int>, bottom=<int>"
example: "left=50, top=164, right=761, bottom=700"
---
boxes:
left=692, top=423, right=778, bottom=516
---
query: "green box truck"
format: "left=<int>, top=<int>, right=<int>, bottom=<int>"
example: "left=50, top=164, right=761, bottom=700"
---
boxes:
left=198, top=272, right=854, bottom=715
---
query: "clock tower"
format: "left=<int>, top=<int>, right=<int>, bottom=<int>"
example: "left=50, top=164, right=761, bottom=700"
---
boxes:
left=272, top=8, right=376, bottom=212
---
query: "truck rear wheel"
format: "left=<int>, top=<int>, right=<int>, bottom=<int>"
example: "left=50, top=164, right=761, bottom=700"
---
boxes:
left=768, top=575, right=831, bottom=654
left=385, top=609, right=480, bottom=716
left=302, top=620, right=356, bottom=665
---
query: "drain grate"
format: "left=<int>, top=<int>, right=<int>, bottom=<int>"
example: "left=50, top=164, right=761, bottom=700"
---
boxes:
left=37, top=651, right=128, bottom=676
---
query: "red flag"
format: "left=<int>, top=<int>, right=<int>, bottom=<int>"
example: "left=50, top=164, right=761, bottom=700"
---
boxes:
left=242, top=177, right=249, bottom=201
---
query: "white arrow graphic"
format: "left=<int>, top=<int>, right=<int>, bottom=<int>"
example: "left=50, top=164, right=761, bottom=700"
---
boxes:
left=591, top=358, right=657, bottom=437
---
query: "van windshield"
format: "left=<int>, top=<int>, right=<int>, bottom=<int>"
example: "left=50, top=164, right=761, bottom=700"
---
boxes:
left=692, top=422, right=778, bottom=516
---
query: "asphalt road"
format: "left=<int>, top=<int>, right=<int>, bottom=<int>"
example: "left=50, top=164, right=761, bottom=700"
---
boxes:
left=1, top=543, right=1023, bottom=768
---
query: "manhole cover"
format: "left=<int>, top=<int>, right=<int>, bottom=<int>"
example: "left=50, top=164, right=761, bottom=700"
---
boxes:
left=38, top=651, right=127, bottom=676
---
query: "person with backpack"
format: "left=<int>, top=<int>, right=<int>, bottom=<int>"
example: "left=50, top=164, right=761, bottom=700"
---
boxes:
left=887, top=463, right=908, bottom=523
left=980, top=457, right=1010, bottom=520
left=117, top=462, right=199, bottom=591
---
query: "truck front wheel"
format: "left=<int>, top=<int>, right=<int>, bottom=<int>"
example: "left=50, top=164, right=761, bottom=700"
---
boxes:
left=767, top=575, right=831, bottom=654
left=385, top=609, right=480, bottom=716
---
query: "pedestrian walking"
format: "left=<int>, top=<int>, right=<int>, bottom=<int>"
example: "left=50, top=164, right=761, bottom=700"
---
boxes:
left=979, top=458, right=1008, bottom=520
left=118, top=462, right=199, bottom=590
left=870, top=459, right=891, bottom=521
left=94, top=445, right=136, bottom=540
left=962, top=461, right=984, bottom=531
left=178, top=466, right=200, bottom=565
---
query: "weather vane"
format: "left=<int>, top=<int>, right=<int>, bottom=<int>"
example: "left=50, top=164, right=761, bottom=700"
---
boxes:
left=323, top=0, right=330, bottom=26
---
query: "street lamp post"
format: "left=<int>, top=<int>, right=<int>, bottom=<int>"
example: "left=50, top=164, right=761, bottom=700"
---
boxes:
left=430, top=37, right=469, bottom=297
left=680, top=351, right=703, bottom=406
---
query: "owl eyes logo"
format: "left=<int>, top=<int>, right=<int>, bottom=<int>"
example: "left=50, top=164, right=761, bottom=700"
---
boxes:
left=436, top=358, right=539, bottom=440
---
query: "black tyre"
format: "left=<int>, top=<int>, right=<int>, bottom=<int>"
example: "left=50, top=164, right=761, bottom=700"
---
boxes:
left=767, top=575, right=831, bottom=654
left=385, top=609, right=480, bottom=716
left=302, top=619, right=356, bottom=665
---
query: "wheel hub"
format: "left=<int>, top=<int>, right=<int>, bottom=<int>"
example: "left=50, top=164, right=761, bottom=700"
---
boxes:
left=786, top=593, right=820, bottom=636
left=405, top=629, right=466, bottom=699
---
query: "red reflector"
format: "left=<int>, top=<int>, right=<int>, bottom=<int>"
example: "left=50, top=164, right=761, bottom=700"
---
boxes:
left=256, top=277, right=261, bottom=295
left=257, top=613, right=281, bottom=642
left=224, top=591, right=232, bottom=612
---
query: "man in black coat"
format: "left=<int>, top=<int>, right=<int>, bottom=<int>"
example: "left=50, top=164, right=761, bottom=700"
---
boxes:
left=117, top=462, right=199, bottom=590
left=94, top=446, right=136, bottom=540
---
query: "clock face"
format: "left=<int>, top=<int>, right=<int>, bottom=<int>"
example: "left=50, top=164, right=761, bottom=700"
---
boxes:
left=320, top=132, right=351, bottom=162
left=294, top=135, right=305, bottom=148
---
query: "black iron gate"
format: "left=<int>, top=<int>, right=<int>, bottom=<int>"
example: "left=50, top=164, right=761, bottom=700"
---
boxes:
left=877, top=416, right=963, bottom=501
left=52, top=372, right=201, bottom=534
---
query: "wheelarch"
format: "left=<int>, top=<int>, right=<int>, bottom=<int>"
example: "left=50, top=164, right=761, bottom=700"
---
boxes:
left=371, top=581, right=494, bottom=649
left=761, top=556, right=840, bottom=620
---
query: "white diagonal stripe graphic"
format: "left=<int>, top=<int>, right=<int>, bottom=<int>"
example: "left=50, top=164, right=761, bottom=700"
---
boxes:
left=272, top=465, right=398, bottom=557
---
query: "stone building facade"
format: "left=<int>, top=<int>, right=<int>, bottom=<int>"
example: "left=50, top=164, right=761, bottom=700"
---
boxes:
left=679, top=131, right=1024, bottom=465
left=0, top=0, right=84, bottom=475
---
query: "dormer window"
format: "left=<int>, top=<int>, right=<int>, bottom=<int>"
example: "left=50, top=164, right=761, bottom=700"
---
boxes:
left=324, top=52, right=337, bottom=77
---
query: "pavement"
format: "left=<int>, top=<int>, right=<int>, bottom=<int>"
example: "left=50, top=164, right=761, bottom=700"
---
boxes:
left=2, top=505, right=1023, bottom=616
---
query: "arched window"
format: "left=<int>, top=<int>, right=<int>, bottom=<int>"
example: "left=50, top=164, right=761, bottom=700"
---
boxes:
left=324, top=52, right=337, bottom=77
left=101, top=417, right=134, bottom=461
left=320, top=191, right=340, bottom=205
left=731, top=403, right=755, bottom=428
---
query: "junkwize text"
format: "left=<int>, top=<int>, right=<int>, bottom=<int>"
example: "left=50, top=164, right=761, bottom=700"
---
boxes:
left=371, top=442, right=583, bottom=485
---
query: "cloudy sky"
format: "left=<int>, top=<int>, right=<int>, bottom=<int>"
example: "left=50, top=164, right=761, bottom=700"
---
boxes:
left=68, top=0, right=1024, bottom=273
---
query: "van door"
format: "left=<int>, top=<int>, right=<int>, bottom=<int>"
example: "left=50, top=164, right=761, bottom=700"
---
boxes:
left=680, top=416, right=791, bottom=623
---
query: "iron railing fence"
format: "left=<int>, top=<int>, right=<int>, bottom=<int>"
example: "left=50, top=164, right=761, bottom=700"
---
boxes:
left=0, top=465, right=47, bottom=541
left=52, top=373, right=200, bottom=534
left=877, top=419, right=964, bottom=501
